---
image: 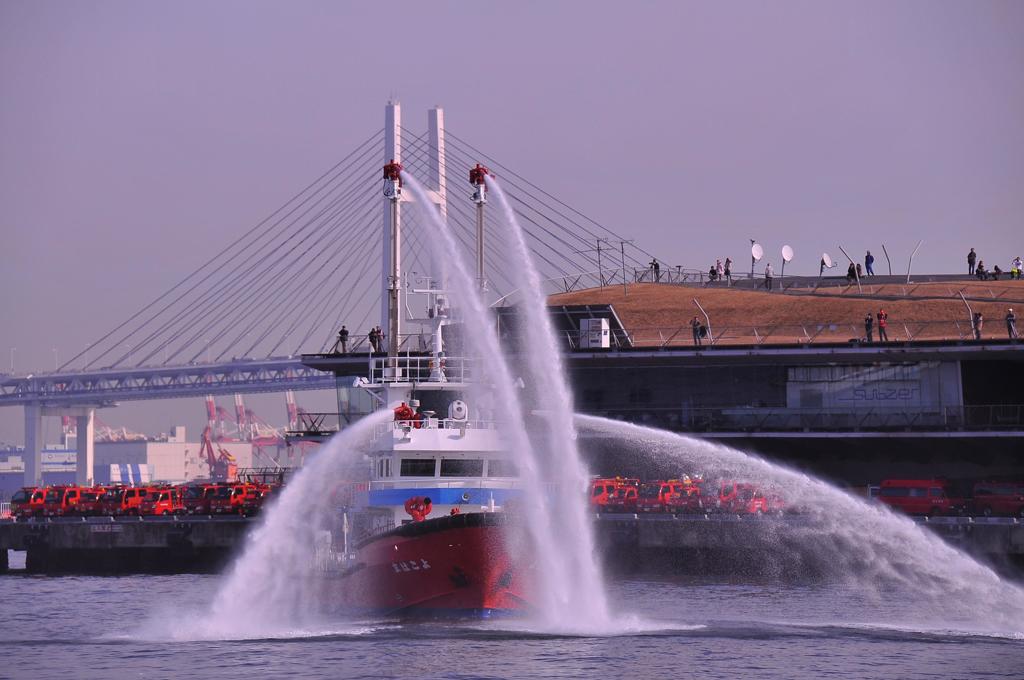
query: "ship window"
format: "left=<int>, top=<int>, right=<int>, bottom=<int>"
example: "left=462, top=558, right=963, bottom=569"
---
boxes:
left=400, top=459, right=436, bottom=477
left=487, top=460, right=519, bottom=478
left=880, top=487, right=908, bottom=497
left=441, top=459, right=484, bottom=477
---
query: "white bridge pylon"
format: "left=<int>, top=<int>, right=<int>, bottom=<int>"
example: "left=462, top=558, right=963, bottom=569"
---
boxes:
left=380, top=101, right=448, bottom=353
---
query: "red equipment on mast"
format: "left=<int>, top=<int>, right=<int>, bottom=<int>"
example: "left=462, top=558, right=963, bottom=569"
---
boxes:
left=383, top=159, right=403, bottom=185
left=469, top=163, right=491, bottom=189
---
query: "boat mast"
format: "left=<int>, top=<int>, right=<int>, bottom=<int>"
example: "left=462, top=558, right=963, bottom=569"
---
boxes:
left=382, top=101, right=403, bottom=362
left=470, top=163, right=490, bottom=292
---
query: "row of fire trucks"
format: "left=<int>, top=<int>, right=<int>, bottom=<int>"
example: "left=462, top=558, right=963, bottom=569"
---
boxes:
left=590, top=476, right=786, bottom=515
left=592, top=476, right=1024, bottom=518
left=9, top=481, right=280, bottom=520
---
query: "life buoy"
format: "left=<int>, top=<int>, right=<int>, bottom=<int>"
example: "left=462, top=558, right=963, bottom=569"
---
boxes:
left=404, top=496, right=432, bottom=522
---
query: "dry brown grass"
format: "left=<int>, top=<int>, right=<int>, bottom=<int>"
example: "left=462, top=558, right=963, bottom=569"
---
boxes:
left=548, top=281, right=1024, bottom=346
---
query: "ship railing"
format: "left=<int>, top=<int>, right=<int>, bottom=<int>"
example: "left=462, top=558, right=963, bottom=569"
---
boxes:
left=369, top=356, right=477, bottom=384
left=373, top=418, right=498, bottom=441
left=0, top=502, right=10, bottom=519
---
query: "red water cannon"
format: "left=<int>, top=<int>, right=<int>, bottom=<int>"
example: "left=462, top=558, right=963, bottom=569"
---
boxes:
left=469, top=163, right=490, bottom=204
left=469, top=163, right=490, bottom=188
left=383, top=159, right=404, bottom=185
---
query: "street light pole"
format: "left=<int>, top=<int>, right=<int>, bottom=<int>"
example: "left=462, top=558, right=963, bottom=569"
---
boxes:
left=620, top=241, right=629, bottom=297
left=9, top=347, right=14, bottom=373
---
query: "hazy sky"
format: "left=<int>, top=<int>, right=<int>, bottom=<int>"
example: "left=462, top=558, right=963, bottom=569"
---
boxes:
left=2, top=1, right=1022, bottom=443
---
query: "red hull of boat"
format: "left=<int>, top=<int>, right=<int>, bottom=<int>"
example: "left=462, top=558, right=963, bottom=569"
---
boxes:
left=328, top=512, right=527, bottom=617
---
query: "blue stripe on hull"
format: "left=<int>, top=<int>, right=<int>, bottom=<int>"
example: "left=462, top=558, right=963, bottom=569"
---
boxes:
left=364, top=487, right=519, bottom=506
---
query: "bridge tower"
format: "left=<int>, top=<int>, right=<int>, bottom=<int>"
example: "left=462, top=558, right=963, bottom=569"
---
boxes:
left=23, top=404, right=97, bottom=487
left=379, top=101, right=447, bottom=356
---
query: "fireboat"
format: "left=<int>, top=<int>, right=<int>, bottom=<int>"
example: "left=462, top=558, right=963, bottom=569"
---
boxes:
left=300, top=160, right=529, bottom=617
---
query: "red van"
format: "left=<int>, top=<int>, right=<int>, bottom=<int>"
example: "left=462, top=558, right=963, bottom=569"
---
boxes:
left=664, top=479, right=707, bottom=514
left=605, top=484, right=640, bottom=513
left=11, top=487, right=46, bottom=519
left=139, top=487, right=184, bottom=516
left=716, top=482, right=762, bottom=514
left=590, top=478, right=621, bottom=509
left=878, top=479, right=964, bottom=517
left=209, top=484, right=252, bottom=514
left=637, top=480, right=691, bottom=513
left=240, top=484, right=279, bottom=516
left=100, top=486, right=149, bottom=515
left=183, top=483, right=223, bottom=514
left=43, top=486, right=82, bottom=517
left=971, top=482, right=1024, bottom=518
left=77, top=487, right=114, bottom=516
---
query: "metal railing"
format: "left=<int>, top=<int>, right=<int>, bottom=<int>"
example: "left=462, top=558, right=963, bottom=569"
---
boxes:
left=373, top=418, right=497, bottom=441
left=562, top=320, right=1021, bottom=349
left=369, top=356, right=476, bottom=383
left=325, top=332, right=435, bottom=355
left=0, top=502, right=10, bottom=519
left=585, top=405, right=1024, bottom=433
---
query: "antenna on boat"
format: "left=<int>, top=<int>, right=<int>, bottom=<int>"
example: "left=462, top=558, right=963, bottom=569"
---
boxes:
left=470, top=163, right=491, bottom=292
left=383, top=158, right=403, bottom=365
left=382, top=101, right=404, bottom=367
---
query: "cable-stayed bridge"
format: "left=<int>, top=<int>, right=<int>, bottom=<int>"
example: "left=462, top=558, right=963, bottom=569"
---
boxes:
left=3, top=102, right=653, bottom=484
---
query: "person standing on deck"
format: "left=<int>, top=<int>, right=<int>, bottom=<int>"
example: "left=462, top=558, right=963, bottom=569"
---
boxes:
left=968, top=248, right=977, bottom=275
left=764, top=263, right=774, bottom=291
left=1005, top=309, right=1017, bottom=339
left=331, top=326, right=349, bottom=354
left=877, top=309, right=889, bottom=342
left=864, top=313, right=874, bottom=343
left=691, top=316, right=702, bottom=346
left=865, top=251, right=875, bottom=276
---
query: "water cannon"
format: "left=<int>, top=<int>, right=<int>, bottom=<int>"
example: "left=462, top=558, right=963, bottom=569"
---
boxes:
left=448, top=399, right=469, bottom=421
left=469, top=163, right=490, bottom=204
left=383, top=159, right=403, bottom=199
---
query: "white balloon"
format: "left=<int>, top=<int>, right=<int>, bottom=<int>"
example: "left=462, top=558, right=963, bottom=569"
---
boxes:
left=782, top=245, right=794, bottom=262
left=822, top=252, right=834, bottom=268
left=751, top=243, right=764, bottom=261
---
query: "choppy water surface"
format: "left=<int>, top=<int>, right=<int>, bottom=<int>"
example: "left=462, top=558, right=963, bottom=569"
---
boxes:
left=3, top=566, right=1020, bottom=679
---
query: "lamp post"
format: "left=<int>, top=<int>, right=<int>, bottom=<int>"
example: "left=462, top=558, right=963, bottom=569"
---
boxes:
left=52, top=348, right=58, bottom=371
left=9, top=347, right=14, bottom=373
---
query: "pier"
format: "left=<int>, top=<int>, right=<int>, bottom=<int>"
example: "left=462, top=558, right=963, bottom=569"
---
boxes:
left=0, top=516, right=249, bottom=574
left=4, top=513, right=1024, bottom=575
